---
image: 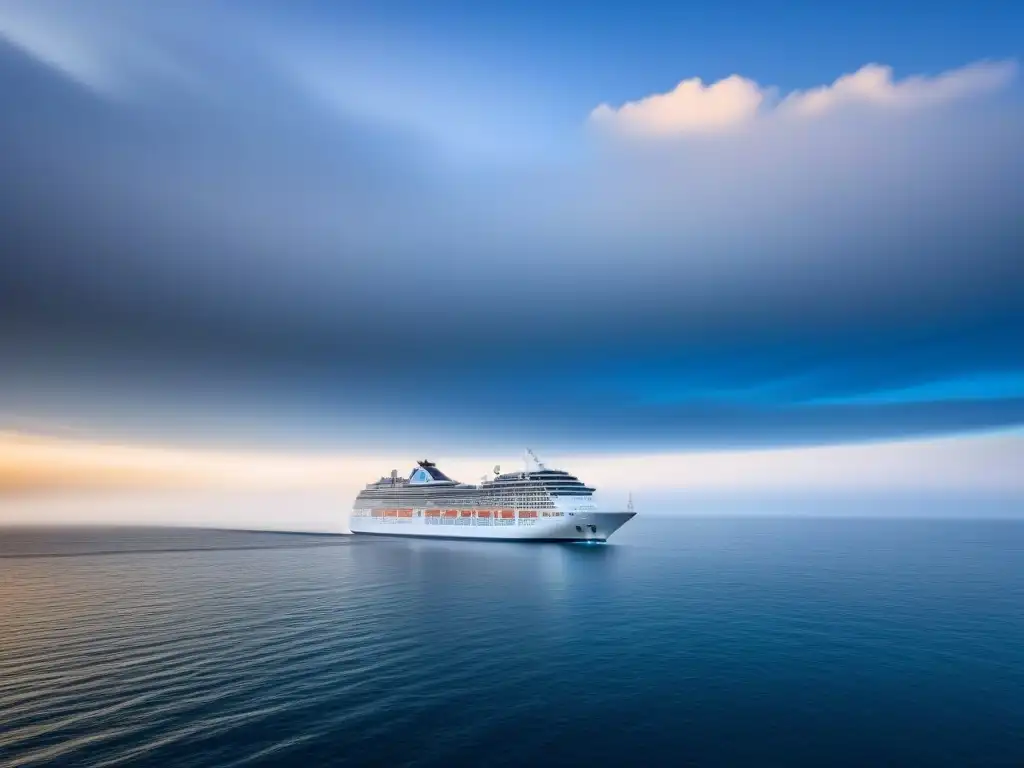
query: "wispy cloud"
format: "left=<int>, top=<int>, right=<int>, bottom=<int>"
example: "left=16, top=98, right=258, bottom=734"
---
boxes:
left=0, top=1, right=120, bottom=95
left=780, top=60, right=1017, bottom=117
left=589, top=60, right=1018, bottom=137
left=0, top=1, right=552, bottom=160
left=0, top=0, right=229, bottom=100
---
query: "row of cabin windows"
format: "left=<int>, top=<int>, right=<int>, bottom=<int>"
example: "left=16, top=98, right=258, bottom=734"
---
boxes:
left=362, top=484, right=588, bottom=497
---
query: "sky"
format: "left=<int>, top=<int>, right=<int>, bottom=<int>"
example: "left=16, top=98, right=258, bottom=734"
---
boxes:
left=0, top=0, right=1022, bottom=517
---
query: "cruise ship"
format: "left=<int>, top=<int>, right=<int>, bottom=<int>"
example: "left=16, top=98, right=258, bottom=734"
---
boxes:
left=349, top=450, right=636, bottom=542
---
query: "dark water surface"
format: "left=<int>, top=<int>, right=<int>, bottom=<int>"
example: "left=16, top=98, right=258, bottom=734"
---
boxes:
left=1, top=518, right=1022, bottom=766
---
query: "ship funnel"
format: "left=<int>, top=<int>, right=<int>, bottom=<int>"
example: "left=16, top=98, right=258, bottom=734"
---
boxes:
left=493, top=465, right=500, bottom=476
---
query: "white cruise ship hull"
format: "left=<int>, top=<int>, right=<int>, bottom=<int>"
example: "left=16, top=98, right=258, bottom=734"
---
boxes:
left=349, top=511, right=636, bottom=542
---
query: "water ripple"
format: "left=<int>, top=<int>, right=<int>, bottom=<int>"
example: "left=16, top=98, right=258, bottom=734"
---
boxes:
left=1, top=522, right=1023, bottom=767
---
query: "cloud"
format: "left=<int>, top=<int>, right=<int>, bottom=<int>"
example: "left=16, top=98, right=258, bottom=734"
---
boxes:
left=589, top=59, right=1017, bottom=137
left=0, top=2, right=1022, bottom=452
left=0, top=0, right=227, bottom=99
left=589, top=74, right=767, bottom=136
left=780, top=60, right=1017, bottom=117
left=0, top=1, right=117, bottom=94
left=0, top=0, right=553, bottom=161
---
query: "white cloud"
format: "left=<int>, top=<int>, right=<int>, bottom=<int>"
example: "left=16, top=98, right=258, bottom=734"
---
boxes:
left=780, top=60, right=1017, bottom=117
left=589, top=74, right=767, bottom=137
left=589, top=59, right=1017, bottom=138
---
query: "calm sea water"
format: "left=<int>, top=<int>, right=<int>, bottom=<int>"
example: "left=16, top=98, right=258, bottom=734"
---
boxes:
left=1, top=517, right=1022, bottom=767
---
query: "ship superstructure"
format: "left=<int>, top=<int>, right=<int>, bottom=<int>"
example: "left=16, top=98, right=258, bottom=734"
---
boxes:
left=348, top=450, right=635, bottom=541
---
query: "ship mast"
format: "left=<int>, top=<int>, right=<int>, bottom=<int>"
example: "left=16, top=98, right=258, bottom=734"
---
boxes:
left=627, top=492, right=634, bottom=514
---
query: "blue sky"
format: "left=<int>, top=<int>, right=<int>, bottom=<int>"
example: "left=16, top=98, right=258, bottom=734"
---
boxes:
left=0, top=0, right=1022, bottom=464
left=313, top=0, right=1023, bottom=91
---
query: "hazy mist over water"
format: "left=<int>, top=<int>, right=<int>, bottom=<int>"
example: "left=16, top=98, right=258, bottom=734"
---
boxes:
left=2, top=488, right=1023, bottom=534
left=0, top=491, right=351, bottom=533
left=1, top=518, right=1022, bottom=767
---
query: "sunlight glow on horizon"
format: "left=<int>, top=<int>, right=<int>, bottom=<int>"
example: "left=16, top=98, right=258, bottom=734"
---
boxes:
left=2, top=429, right=1022, bottom=498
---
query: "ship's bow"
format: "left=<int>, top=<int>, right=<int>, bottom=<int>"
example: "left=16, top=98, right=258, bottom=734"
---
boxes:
left=573, top=511, right=636, bottom=541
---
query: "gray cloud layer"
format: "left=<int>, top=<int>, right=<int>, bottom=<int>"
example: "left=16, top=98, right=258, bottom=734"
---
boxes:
left=1, top=2, right=1023, bottom=451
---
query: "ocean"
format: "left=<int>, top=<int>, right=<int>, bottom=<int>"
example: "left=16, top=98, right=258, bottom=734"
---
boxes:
left=1, top=517, right=1022, bottom=766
